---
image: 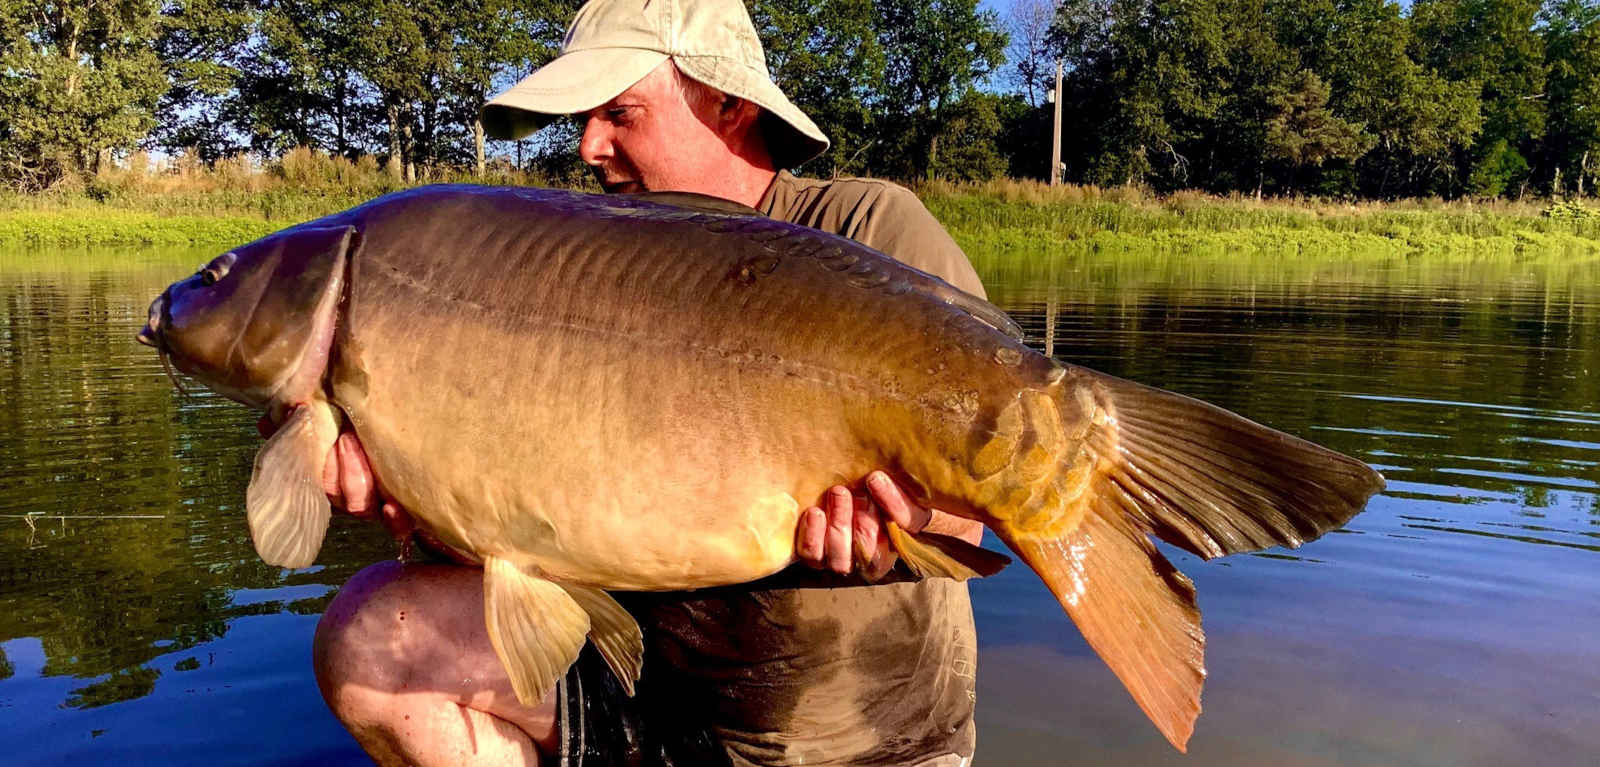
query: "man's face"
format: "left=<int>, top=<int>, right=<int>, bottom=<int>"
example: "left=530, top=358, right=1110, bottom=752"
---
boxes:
left=577, top=62, right=736, bottom=196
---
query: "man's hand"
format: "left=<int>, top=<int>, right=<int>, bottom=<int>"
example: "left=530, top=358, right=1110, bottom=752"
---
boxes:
left=795, top=471, right=983, bottom=580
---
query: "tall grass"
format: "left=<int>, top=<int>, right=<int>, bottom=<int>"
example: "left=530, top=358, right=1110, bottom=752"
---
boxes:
left=918, top=178, right=1600, bottom=261
left=3, top=156, right=1598, bottom=257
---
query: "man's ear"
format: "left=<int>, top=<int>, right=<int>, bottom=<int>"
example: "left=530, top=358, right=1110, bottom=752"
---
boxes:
left=720, top=96, right=762, bottom=131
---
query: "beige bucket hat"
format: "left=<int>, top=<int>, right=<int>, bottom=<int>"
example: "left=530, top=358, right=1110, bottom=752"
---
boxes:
left=482, top=0, right=830, bottom=168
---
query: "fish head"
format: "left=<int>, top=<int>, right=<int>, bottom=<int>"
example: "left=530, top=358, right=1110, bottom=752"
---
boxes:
left=138, top=224, right=355, bottom=408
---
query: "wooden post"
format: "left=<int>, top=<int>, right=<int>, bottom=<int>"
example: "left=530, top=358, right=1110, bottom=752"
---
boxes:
left=1050, top=60, right=1063, bottom=186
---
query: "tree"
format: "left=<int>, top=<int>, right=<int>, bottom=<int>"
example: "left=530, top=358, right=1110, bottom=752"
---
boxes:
left=448, top=0, right=569, bottom=175
left=874, top=0, right=1008, bottom=179
left=752, top=0, right=886, bottom=176
left=1049, top=0, right=1231, bottom=188
left=1540, top=0, right=1600, bottom=195
left=1005, top=0, right=1058, bottom=107
left=928, top=90, right=1013, bottom=180
left=152, top=0, right=255, bottom=161
left=0, top=0, right=167, bottom=189
left=1301, top=0, right=1482, bottom=197
left=1411, top=0, right=1547, bottom=195
left=1264, top=70, right=1371, bottom=191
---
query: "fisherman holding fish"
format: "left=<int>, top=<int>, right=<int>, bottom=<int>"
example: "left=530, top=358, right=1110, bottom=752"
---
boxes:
left=145, top=0, right=1379, bottom=754
left=307, top=1, right=989, bottom=764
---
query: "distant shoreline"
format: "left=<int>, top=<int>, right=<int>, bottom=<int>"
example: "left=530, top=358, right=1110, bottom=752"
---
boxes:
left=4, top=170, right=1598, bottom=258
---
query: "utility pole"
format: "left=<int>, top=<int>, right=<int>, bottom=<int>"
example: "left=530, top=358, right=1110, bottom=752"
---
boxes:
left=1050, top=60, right=1063, bottom=186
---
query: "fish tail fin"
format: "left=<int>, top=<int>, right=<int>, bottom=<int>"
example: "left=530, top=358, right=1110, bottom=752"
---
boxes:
left=979, top=365, right=1383, bottom=750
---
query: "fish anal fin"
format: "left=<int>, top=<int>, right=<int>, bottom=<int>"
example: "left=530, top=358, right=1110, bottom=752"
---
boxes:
left=246, top=402, right=339, bottom=568
left=482, top=556, right=590, bottom=707
left=563, top=584, right=643, bottom=697
left=886, top=522, right=1011, bottom=581
left=999, top=509, right=1204, bottom=752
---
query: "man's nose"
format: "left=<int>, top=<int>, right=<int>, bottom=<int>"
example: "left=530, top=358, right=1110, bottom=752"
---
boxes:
left=578, top=118, right=610, bottom=166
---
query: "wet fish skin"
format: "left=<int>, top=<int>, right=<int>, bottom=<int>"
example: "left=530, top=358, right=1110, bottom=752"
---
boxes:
left=140, top=184, right=1384, bottom=751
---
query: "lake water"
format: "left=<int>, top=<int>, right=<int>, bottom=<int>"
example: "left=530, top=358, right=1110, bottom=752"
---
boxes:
left=2, top=245, right=1596, bottom=765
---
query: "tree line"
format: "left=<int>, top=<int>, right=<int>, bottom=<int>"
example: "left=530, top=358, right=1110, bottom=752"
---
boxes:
left=1, top=0, right=1596, bottom=199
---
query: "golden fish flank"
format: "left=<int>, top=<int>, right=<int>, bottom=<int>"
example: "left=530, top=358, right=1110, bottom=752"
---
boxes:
left=138, top=184, right=1383, bottom=752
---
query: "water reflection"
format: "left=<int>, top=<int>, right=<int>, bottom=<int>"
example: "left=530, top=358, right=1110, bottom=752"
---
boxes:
left=2, top=247, right=1597, bottom=764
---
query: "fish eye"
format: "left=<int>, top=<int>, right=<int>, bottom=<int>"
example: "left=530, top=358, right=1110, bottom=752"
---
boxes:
left=198, top=252, right=236, bottom=287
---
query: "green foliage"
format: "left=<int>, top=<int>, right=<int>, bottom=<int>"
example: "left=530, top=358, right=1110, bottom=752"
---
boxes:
left=1540, top=0, right=1600, bottom=196
left=873, top=0, right=1008, bottom=179
left=753, top=0, right=886, bottom=176
left=1543, top=198, right=1598, bottom=220
left=0, top=0, right=167, bottom=190
left=1468, top=138, right=1532, bottom=197
left=1264, top=70, right=1372, bottom=187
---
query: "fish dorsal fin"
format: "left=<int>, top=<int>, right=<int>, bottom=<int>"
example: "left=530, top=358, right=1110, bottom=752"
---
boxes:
left=628, top=191, right=762, bottom=217
left=246, top=402, right=340, bottom=568
left=932, top=283, right=1025, bottom=341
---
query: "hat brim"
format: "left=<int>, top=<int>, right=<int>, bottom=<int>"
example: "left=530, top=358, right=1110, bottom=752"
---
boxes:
left=482, top=50, right=831, bottom=169
left=672, top=56, right=829, bottom=169
left=482, top=47, right=670, bottom=141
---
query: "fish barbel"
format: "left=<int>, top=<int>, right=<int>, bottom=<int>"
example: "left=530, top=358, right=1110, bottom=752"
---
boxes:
left=138, top=184, right=1383, bottom=750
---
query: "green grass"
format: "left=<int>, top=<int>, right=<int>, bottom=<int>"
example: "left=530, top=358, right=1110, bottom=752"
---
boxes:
left=4, top=155, right=1599, bottom=261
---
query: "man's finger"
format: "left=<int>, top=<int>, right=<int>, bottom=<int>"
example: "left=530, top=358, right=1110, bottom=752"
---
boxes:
left=380, top=501, right=415, bottom=541
left=322, top=443, right=345, bottom=509
left=852, top=492, right=880, bottom=568
left=866, top=471, right=932, bottom=532
left=337, top=433, right=377, bottom=514
left=796, top=507, right=826, bottom=567
left=825, top=486, right=853, bottom=574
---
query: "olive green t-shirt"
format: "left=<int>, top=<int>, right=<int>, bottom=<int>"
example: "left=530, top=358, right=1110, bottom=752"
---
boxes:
left=628, top=172, right=982, bottom=767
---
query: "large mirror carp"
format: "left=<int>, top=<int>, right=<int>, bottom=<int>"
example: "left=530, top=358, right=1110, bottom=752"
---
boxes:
left=138, top=184, right=1383, bottom=751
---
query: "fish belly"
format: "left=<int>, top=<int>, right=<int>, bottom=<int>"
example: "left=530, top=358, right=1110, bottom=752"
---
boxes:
left=333, top=308, right=890, bottom=591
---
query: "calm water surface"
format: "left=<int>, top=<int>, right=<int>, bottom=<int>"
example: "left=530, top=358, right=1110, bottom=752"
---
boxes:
left=1, top=246, right=1596, bottom=765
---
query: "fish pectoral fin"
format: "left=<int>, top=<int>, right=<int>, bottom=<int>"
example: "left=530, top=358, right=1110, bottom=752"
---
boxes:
left=885, top=521, right=1011, bottom=581
left=563, top=585, right=644, bottom=697
left=246, top=403, right=338, bottom=568
left=483, top=555, right=590, bottom=707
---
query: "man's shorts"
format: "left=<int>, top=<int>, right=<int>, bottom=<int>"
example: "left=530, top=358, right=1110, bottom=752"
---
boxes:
left=552, top=643, right=974, bottom=767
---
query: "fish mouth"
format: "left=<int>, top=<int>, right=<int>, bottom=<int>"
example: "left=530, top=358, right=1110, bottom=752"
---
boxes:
left=136, top=290, right=164, bottom=348
left=137, top=289, right=190, bottom=396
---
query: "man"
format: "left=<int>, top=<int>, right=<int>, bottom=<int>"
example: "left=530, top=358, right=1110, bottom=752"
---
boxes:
left=310, top=1, right=990, bottom=764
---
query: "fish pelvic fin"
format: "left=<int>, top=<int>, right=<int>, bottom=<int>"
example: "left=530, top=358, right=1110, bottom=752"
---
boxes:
left=246, top=401, right=339, bottom=568
left=884, top=522, right=1011, bottom=580
left=562, top=584, right=643, bottom=697
left=483, top=556, right=590, bottom=707
left=972, top=365, right=1383, bottom=750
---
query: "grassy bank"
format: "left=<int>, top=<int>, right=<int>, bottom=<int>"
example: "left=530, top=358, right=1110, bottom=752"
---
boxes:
left=4, top=151, right=1599, bottom=260
left=923, top=179, right=1600, bottom=262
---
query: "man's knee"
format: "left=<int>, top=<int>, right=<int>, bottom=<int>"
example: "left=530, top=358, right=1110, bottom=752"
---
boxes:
left=314, top=562, right=480, bottom=708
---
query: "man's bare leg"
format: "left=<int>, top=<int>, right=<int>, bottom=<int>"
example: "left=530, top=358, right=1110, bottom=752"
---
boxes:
left=314, top=560, right=560, bottom=766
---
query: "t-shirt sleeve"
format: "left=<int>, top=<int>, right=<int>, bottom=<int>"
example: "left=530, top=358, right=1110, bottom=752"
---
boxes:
left=850, top=185, right=988, bottom=300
